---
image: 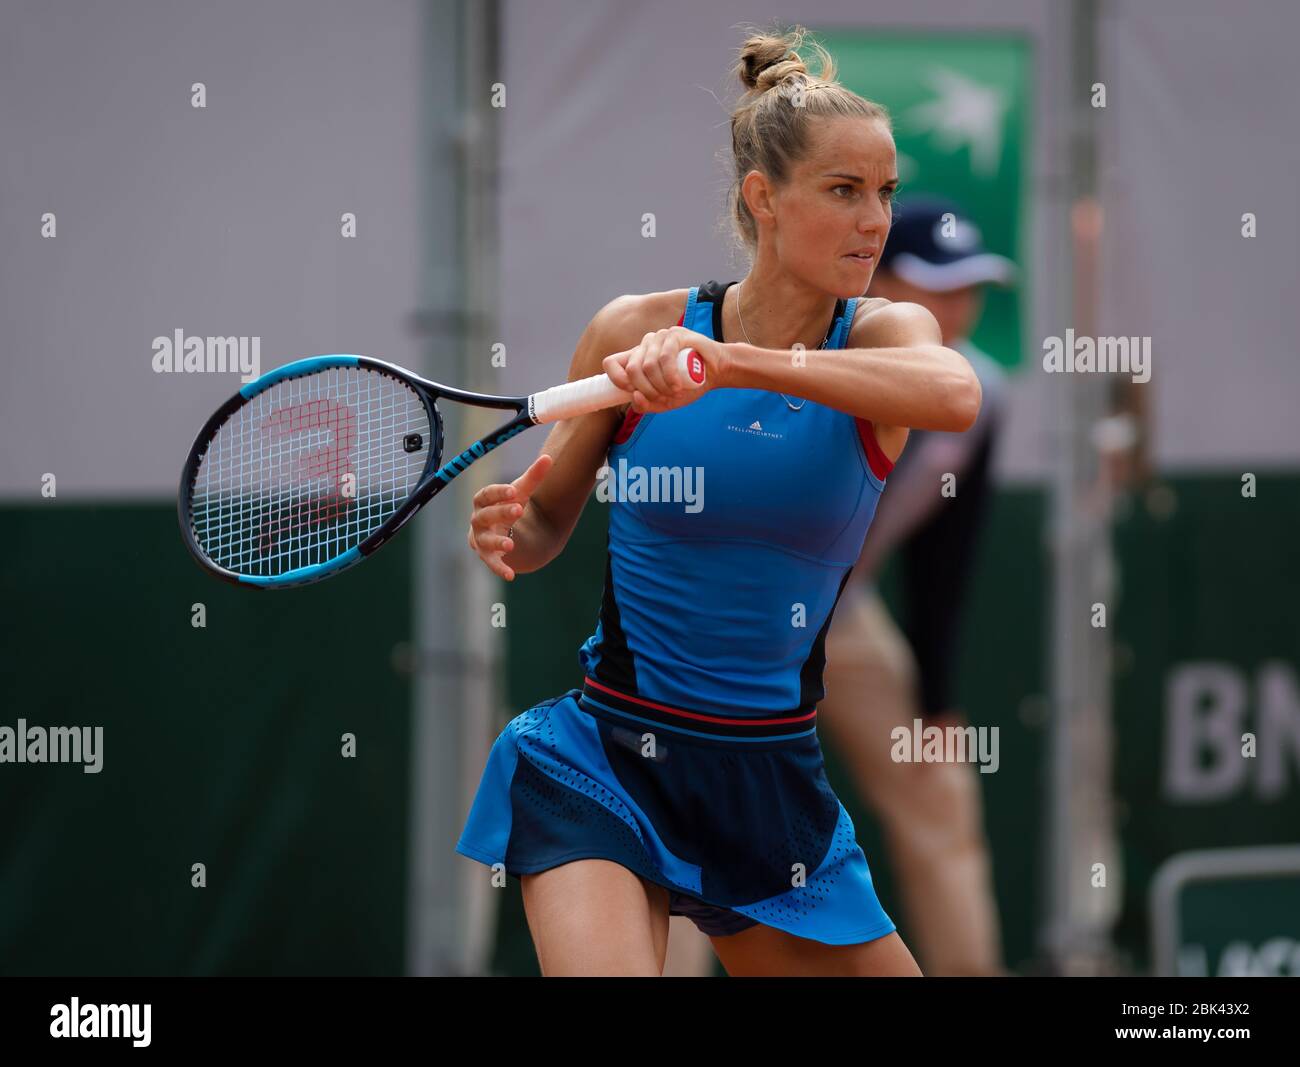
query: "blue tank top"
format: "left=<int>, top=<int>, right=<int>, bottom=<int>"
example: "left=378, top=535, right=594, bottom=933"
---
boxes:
left=577, top=280, right=893, bottom=740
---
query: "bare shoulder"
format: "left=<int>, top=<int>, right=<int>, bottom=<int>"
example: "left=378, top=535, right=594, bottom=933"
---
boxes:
left=849, top=296, right=943, bottom=348
left=588, top=288, right=691, bottom=352
left=567, top=289, right=690, bottom=413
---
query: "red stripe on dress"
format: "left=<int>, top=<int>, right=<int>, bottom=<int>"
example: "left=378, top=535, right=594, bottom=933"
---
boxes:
left=856, top=418, right=894, bottom=480
left=611, top=309, right=687, bottom=445
left=583, top=676, right=817, bottom=726
left=611, top=408, right=642, bottom=444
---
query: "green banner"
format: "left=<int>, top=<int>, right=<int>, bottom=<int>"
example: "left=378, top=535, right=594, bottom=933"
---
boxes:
left=817, top=30, right=1031, bottom=369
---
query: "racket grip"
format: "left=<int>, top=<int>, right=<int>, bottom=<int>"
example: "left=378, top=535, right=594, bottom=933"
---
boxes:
left=527, top=348, right=706, bottom=424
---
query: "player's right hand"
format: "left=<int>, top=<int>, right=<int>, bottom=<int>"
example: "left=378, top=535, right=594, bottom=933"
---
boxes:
left=602, top=325, right=721, bottom=414
left=467, top=453, right=554, bottom=581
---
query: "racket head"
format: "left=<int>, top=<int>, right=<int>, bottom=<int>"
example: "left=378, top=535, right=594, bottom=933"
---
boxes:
left=178, top=355, right=444, bottom=588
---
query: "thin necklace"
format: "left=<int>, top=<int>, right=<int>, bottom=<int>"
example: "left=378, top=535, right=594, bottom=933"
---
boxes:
left=734, top=280, right=828, bottom=412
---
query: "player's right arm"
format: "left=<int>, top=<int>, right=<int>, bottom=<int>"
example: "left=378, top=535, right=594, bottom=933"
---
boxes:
left=467, top=289, right=688, bottom=580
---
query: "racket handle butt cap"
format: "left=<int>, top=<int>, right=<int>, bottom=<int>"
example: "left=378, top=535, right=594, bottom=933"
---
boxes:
left=680, top=348, right=706, bottom=387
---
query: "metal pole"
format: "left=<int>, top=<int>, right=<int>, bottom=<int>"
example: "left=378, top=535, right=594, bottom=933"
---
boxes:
left=1042, top=0, right=1121, bottom=975
left=452, top=0, right=504, bottom=976
left=406, top=0, right=502, bottom=976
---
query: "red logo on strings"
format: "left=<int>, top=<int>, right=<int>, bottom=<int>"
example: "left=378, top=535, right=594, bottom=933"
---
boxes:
left=258, top=399, right=357, bottom=555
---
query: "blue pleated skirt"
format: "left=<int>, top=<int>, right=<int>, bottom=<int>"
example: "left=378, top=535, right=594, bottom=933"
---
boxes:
left=456, top=687, right=896, bottom=944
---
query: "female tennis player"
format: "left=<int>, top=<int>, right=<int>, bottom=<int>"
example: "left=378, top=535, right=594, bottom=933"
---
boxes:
left=455, top=27, right=981, bottom=977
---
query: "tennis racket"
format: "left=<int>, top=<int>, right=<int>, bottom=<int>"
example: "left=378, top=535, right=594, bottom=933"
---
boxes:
left=178, top=350, right=706, bottom=588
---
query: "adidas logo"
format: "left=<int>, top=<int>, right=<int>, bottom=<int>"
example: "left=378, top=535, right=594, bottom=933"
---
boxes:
left=726, top=419, right=784, bottom=440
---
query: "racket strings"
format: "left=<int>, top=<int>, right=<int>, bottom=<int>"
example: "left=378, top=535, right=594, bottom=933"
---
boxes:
left=190, top=367, right=433, bottom=576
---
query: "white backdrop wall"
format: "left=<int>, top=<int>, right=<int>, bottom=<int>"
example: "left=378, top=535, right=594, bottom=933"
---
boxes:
left=2, top=1, right=1297, bottom=498
left=0, top=0, right=425, bottom=498
left=1097, top=0, right=1300, bottom=471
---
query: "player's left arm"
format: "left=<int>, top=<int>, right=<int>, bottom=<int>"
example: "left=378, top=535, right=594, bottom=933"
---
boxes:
left=717, top=300, right=981, bottom=463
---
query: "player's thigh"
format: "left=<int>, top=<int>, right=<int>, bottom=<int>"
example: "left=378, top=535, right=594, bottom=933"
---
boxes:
left=520, top=859, right=671, bottom=976
left=709, top=924, right=922, bottom=977
left=661, top=914, right=719, bottom=976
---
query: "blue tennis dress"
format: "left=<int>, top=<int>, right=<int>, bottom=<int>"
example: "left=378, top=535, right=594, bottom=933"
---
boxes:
left=456, top=280, right=899, bottom=943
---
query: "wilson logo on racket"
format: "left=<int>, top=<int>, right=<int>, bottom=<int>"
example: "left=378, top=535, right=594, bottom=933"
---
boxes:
left=177, top=349, right=705, bottom=588
left=434, top=421, right=531, bottom=485
left=263, top=398, right=356, bottom=481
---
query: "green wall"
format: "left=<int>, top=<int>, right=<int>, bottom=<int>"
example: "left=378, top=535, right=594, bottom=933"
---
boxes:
left=3, top=472, right=1293, bottom=975
left=1112, top=473, right=1300, bottom=970
left=0, top=504, right=412, bottom=975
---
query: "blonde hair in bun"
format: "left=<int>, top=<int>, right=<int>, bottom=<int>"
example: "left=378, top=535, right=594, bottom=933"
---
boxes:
left=728, top=25, right=890, bottom=253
